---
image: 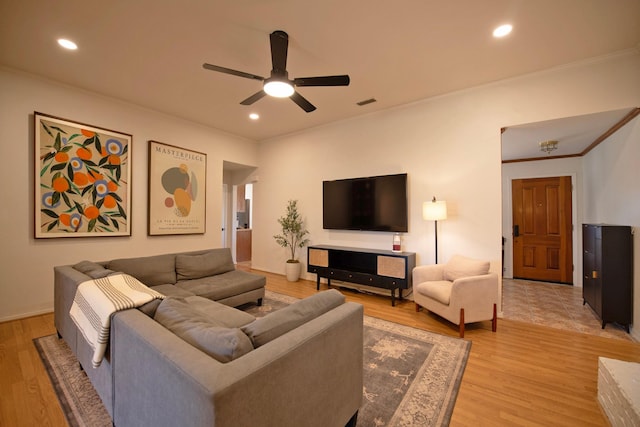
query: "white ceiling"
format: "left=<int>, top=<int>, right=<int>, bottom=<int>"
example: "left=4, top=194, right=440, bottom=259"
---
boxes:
left=501, top=107, right=638, bottom=161
left=1, top=0, right=639, bottom=142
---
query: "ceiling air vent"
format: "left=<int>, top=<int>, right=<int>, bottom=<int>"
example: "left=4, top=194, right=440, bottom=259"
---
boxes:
left=357, top=98, right=377, bottom=106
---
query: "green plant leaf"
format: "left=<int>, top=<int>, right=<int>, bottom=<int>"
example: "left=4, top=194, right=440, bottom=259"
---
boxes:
left=41, top=209, right=59, bottom=219
left=54, top=132, right=62, bottom=152
left=88, top=218, right=96, bottom=232
left=47, top=220, right=58, bottom=231
left=50, top=126, right=67, bottom=134
left=41, top=122, right=54, bottom=138
left=95, top=135, right=102, bottom=154
left=50, top=162, right=66, bottom=172
left=61, top=192, right=72, bottom=208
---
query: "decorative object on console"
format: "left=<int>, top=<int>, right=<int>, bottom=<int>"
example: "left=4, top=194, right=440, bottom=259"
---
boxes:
left=392, top=233, right=402, bottom=252
left=422, top=196, right=448, bottom=263
left=148, top=140, right=206, bottom=235
left=34, top=112, right=132, bottom=238
left=274, top=200, right=310, bottom=281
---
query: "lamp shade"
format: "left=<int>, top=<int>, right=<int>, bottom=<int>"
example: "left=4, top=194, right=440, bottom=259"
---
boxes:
left=423, top=200, right=447, bottom=221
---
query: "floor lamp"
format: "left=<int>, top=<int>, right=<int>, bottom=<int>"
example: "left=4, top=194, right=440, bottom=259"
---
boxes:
left=423, top=197, right=448, bottom=263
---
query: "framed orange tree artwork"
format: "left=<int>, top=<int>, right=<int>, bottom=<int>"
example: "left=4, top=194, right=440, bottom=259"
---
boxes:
left=147, top=140, right=206, bottom=235
left=34, top=112, right=132, bottom=238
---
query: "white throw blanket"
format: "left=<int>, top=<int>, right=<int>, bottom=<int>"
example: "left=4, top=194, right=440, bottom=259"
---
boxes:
left=69, top=273, right=165, bottom=368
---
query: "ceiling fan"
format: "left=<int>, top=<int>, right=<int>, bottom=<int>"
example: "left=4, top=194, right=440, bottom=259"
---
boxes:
left=202, top=30, right=350, bottom=112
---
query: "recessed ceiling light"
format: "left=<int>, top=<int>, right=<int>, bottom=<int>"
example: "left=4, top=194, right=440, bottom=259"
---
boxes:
left=249, top=113, right=260, bottom=120
left=57, top=38, right=78, bottom=50
left=493, top=24, right=513, bottom=38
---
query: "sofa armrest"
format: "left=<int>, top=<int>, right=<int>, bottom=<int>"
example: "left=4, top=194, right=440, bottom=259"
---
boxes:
left=54, top=265, right=92, bottom=350
left=112, top=302, right=363, bottom=427
left=412, top=264, right=445, bottom=284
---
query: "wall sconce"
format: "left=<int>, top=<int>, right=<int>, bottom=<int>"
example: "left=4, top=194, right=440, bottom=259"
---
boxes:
left=423, top=196, right=448, bottom=263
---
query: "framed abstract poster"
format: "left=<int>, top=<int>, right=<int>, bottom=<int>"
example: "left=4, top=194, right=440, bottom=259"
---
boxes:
left=34, top=112, right=132, bottom=238
left=148, top=140, right=206, bottom=235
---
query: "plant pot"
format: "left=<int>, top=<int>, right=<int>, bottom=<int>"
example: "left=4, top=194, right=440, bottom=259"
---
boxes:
left=285, top=261, right=301, bottom=282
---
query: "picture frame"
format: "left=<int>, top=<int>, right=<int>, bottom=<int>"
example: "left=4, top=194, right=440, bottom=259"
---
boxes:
left=34, top=112, right=132, bottom=238
left=148, top=140, right=206, bottom=235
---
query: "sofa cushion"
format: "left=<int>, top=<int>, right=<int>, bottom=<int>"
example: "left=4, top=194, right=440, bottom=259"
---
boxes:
left=109, top=254, right=177, bottom=286
left=73, top=260, right=116, bottom=279
left=176, top=250, right=235, bottom=280
left=183, top=295, right=255, bottom=328
left=154, top=298, right=253, bottom=363
left=150, top=284, right=195, bottom=298
left=242, top=289, right=345, bottom=348
left=416, top=281, right=453, bottom=305
left=176, top=270, right=266, bottom=301
left=444, top=255, right=490, bottom=282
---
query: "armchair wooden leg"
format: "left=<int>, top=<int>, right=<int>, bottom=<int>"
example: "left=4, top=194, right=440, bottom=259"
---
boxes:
left=459, top=308, right=465, bottom=338
left=415, top=303, right=421, bottom=312
left=492, top=303, right=497, bottom=332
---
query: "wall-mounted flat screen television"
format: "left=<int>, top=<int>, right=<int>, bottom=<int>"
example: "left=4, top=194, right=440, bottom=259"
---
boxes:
left=323, top=173, right=408, bottom=232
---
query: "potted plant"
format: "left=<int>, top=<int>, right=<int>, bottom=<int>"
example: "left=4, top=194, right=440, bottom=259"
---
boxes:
left=273, top=200, right=310, bottom=281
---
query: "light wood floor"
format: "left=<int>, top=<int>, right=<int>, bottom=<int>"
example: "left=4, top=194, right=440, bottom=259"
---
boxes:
left=2, top=270, right=640, bottom=427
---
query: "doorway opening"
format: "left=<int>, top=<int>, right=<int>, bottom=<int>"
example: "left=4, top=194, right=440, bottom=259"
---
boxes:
left=222, top=161, right=257, bottom=264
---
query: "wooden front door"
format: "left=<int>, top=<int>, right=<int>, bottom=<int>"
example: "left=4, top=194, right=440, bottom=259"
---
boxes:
left=512, top=176, right=573, bottom=284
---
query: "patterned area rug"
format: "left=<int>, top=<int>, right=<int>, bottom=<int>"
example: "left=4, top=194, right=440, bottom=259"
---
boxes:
left=35, top=290, right=470, bottom=427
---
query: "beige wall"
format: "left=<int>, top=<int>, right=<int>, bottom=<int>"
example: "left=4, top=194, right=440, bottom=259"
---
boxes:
left=251, top=50, right=640, bottom=317
left=583, top=115, right=640, bottom=341
left=1, top=50, right=639, bottom=323
left=0, top=67, right=259, bottom=321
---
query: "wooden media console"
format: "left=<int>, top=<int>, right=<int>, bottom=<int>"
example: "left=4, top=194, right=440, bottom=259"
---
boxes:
left=307, top=245, right=416, bottom=306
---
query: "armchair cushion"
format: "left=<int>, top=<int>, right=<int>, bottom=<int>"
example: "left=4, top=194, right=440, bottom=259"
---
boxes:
left=444, top=255, right=490, bottom=282
left=416, top=281, right=452, bottom=305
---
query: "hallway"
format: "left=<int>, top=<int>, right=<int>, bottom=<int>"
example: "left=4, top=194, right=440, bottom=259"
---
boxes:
left=502, top=279, right=633, bottom=341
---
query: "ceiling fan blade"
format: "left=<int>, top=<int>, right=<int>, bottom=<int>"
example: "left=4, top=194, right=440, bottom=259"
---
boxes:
left=240, top=90, right=267, bottom=105
left=270, top=30, right=289, bottom=73
left=293, top=75, right=350, bottom=87
left=202, top=63, right=264, bottom=81
left=290, top=91, right=316, bottom=113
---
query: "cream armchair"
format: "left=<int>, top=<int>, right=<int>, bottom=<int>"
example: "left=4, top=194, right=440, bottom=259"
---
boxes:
left=413, top=254, right=499, bottom=337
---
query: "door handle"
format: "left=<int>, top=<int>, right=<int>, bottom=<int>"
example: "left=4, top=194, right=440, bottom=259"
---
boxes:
left=513, top=225, right=520, bottom=237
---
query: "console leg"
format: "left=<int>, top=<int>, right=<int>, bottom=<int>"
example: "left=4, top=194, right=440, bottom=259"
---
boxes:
left=257, top=298, right=263, bottom=307
left=391, top=289, right=396, bottom=307
left=316, top=276, right=320, bottom=291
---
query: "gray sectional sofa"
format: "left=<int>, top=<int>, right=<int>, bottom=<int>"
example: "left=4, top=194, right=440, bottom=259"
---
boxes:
left=54, top=248, right=364, bottom=427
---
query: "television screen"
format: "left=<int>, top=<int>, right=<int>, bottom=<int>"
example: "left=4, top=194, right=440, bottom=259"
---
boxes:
left=323, top=173, right=408, bottom=232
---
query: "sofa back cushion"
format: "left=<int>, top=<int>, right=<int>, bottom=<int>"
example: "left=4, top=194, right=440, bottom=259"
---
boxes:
left=175, top=249, right=235, bottom=280
left=109, top=254, right=177, bottom=286
left=154, top=298, right=253, bottom=363
left=242, top=289, right=345, bottom=348
left=444, top=255, right=490, bottom=282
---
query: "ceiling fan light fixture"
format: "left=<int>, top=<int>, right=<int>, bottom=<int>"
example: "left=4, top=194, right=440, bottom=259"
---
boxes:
left=264, top=80, right=294, bottom=98
left=493, top=24, right=513, bottom=38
